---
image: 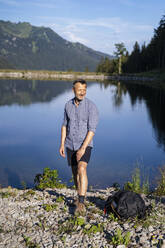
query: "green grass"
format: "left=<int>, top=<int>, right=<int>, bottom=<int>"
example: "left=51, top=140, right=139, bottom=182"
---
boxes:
left=23, top=235, right=40, bottom=248
left=122, top=163, right=165, bottom=196
left=124, top=167, right=149, bottom=194
left=43, top=203, right=58, bottom=212
left=56, top=196, right=64, bottom=203
left=109, top=228, right=131, bottom=247
left=0, top=187, right=17, bottom=198
left=137, top=69, right=165, bottom=80
left=57, top=216, right=103, bottom=237
left=154, top=165, right=165, bottom=196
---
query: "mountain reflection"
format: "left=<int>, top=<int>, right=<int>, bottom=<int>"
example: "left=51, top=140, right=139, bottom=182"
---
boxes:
left=0, top=79, right=72, bottom=106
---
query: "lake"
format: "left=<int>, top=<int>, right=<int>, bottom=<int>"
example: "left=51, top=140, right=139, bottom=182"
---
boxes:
left=0, top=79, right=165, bottom=189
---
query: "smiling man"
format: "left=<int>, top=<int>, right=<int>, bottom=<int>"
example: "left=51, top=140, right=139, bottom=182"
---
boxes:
left=59, top=79, right=99, bottom=215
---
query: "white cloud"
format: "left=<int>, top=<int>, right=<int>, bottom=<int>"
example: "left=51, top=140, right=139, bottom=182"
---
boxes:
left=67, top=17, right=153, bottom=34
left=37, top=16, right=154, bottom=54
left=135, top=24, right=153, bottom=31
left=62, top=31, right=89, bottom=45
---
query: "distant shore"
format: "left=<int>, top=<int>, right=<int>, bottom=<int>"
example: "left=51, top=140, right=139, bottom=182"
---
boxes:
left=0, top=69, right=155, bottom=82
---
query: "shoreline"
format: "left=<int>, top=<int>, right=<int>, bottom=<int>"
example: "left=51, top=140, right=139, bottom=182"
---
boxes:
left=0, top=186, right=165, bottom=247
left=0, top=69, right=155, bottom=82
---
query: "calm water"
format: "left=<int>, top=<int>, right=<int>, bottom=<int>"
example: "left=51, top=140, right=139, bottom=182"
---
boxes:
left=0, top=79, right=165, bottom=189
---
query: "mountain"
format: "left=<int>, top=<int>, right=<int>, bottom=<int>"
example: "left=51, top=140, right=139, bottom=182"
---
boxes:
left=0, top=20, right=113, bottom=72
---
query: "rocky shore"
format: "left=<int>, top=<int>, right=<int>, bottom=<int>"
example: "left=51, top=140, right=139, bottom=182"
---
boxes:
left=0, top=70, right=155, bottom=82
left=0, top=186, right=165, bottom=248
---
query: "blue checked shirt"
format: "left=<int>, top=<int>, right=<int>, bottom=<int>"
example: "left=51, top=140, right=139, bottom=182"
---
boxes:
left=62, top=97, right=99, bottom=151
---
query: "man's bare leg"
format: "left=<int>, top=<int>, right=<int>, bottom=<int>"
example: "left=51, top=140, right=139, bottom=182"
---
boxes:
left=71, top=161, right=88, bottom=196
left=77, top=161, right=88, bottom=197
left=74, top=161, right=88, bottom=214
left=71, top=165, right=80, bottom=193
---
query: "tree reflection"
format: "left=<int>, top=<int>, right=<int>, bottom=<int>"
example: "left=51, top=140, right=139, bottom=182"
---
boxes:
left=122, top=82, right=165, bottom=152
left=112, top=82, right=124, bottom=107
left=99, top=80, right=165, bottom=151
left=100, top=80, right=127, bottom=108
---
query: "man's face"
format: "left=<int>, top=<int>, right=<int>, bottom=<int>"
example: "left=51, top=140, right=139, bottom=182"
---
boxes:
left=73, top=82, right=87, bottom=101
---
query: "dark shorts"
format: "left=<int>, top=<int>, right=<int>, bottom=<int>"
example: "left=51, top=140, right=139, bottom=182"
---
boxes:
left=66, top=146, right=92, bottom=166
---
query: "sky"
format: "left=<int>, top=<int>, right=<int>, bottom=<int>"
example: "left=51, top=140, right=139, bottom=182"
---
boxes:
left=0, top=0, right=164, bottom=55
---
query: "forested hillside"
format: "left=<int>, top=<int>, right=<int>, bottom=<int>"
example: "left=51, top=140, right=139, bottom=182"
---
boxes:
left=0, top=20, right=112, bottom=72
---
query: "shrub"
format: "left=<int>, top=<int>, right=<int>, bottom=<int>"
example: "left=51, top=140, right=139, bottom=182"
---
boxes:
left=110, top=228, right=131, bottom=247
left=34, top=167, right=66, bottom=190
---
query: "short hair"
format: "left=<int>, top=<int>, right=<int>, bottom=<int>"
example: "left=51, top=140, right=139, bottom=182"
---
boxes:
left=73, top=79, right=87, bottom=87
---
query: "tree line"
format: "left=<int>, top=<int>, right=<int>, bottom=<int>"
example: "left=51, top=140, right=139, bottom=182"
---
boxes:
left=96, top=15, right=165, bottom=74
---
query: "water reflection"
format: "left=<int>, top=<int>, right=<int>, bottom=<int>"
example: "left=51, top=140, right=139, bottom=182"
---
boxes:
left=0, top=79, right=165, bottom=188
left=126, top=83, right=165, bottom=152
left=100, top=80, right=165, bottom=152
left=0, top=79, right=72, bottom=106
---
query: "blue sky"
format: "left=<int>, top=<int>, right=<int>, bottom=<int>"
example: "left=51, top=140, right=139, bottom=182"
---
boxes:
left=0, top=0, right=164, bottom=55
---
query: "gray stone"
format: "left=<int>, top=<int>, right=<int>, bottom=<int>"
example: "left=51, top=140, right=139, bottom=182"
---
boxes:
left=0, top=187, right=165, bottom=247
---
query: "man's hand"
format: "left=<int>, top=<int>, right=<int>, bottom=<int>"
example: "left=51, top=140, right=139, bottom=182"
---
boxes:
left=59, top=145, right=65, bottom=158
left=76, top=147, right=85, bottom=162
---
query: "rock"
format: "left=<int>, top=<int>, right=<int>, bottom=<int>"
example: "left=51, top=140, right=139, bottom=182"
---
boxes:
left=0, top=187, right=165, bottom=247
left=135, top=226, right=142, bottom=233
left=123, top=223, right=130, bottom=229
left=148, top=225, right=154, bottom=232
left=161, top=240, right=165, bottom=248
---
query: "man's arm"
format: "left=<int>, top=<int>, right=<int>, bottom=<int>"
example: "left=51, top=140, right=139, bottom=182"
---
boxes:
left=76, top=130, right=94, bottom=162
left=59, top=125, right=66, bottom=157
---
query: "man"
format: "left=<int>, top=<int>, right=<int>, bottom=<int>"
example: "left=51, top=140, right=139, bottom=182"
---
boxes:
left=59, top=79, right=99, bottom=215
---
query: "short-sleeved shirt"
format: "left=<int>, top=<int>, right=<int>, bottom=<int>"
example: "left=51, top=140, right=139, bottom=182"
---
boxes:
left=62, top=97, right=99, bottom=151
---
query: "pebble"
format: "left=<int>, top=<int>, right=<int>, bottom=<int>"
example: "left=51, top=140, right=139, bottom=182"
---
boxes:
left=0, top=187, right=165, bottom=247
left=148, top=225, right=154, bottom=232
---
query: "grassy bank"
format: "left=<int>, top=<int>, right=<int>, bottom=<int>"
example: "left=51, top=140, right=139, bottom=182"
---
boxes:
left=137, top=69, right=165, bottom=82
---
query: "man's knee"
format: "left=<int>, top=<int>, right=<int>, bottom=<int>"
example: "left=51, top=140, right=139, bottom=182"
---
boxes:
left=78, top=162, right=87, bottom=174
